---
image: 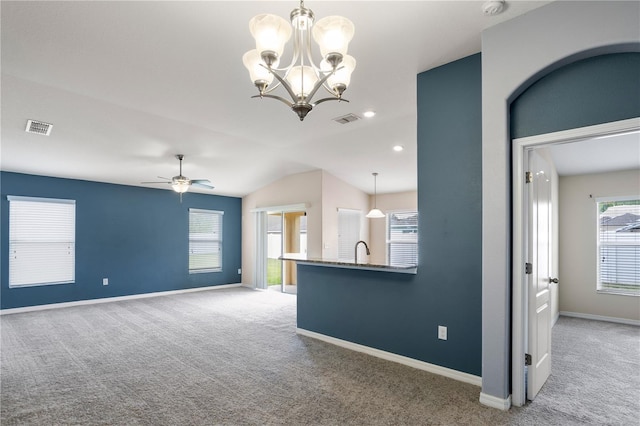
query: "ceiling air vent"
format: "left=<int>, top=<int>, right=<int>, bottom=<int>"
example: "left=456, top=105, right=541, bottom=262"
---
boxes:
left=332, top=113, right=361, bottom=124
left=25, top=119, right=53, bottom=136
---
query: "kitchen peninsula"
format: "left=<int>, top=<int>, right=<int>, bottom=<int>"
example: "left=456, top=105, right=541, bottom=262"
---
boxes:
left=280, top=254, right=417, bottom=274
left=280, top=254, right=420, bottom=371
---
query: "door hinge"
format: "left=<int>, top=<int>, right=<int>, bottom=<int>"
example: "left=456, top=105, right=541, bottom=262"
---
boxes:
left=525, top=171, right=533, bottom=183
left=525, top=262, right=533, bottom=274
left=525, top=353, right=532, bottom=366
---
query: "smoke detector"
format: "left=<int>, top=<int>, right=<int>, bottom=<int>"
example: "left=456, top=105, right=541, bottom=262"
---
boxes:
left=482, top=0, right=506, bottom=16
left=25, top=119, right=53, bottom=136
left=332, top=113, right=361, bottom=124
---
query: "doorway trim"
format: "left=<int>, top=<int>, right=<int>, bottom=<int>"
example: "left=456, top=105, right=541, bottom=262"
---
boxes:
left=511, top=117, right=640, bottom=407
left=250, top=203, right=309, bottom=290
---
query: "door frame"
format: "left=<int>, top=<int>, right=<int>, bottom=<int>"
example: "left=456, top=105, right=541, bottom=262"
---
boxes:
left=511, top=117, right=640, bottom=407
left=251, top=203, right=308, bottom=291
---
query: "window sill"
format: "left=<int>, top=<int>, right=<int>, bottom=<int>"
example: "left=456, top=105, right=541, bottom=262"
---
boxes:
left=189, top=269, right=222, bottom=275
left=597, top=289, right=640, bottom=297
left=9, top=280, right=74, bottom=288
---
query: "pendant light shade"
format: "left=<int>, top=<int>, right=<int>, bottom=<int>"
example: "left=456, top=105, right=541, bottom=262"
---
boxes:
left=366, top=172, right=385, bottom=218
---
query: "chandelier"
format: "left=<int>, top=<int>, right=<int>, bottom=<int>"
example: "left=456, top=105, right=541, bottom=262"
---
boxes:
left=243, top=1, right=356, bottom=121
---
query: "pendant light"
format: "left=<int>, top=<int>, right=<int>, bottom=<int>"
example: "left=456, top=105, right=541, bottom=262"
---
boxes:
left=366, top=172, right=385, bottom=218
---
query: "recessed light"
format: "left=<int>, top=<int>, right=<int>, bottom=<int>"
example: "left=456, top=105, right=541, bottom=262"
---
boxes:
left=393, top=145, right=404, bottom=152
left=363, top=110, right=376, bottom=118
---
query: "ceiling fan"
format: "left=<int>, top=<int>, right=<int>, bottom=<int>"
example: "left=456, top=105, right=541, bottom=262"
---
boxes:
left=142, top=154, right=214, bottom=201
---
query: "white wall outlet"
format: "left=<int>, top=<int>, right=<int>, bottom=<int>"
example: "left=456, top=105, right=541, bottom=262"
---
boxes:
left=237, top=268, right=242, bottom=275
left=438, top=325, right=447, bottom=340
left=102, top=278, right=109, bottom=286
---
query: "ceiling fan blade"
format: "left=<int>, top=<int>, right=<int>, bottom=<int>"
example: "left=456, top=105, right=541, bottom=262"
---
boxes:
left=157, top=176, right=171, bottom=180
left=191, top=180, right=214, bottom=189
left=141, top=181, right=172, bottom=184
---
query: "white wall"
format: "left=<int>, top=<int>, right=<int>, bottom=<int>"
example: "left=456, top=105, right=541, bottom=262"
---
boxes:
left=242, top=169, right=373, bottom=285
left=242, top=170, right=414, bottom=283
left=481, top=0, right=640, bottom=404
left=559, top=169, right=640, bottom=321
left=241, top=170, right=322, bottom=286
left=321, top=171, right=370, bottom=260
left=368, top=191, right=417, bottom=265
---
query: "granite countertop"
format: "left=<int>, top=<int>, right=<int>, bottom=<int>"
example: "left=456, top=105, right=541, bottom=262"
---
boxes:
left=280, top=255, right=417, bottom=274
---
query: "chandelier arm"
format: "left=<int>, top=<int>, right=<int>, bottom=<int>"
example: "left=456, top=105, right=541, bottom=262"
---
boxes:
left=305, top=69, right=337, bottom=102
left=267, top=67, right=299, bottom=102
left=252, top=94, right=294, bottom=108
left=313, top=97, right=349, bottom=106
left=319, top=64, right=345, bottom=94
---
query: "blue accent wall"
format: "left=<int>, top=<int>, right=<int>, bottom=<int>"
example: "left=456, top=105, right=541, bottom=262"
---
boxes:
left=1, top=172, right=242, bottom=309
left=511, top=52, right=640, bottom=138
left=297, top=54, right=483, bottom=376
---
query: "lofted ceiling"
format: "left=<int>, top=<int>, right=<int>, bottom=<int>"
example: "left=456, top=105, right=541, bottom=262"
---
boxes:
left=1, top=0, right=554, bottom=197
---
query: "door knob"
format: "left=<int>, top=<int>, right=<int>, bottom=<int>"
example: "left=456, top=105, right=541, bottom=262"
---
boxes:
left=549, top=277, right=559, bottom=284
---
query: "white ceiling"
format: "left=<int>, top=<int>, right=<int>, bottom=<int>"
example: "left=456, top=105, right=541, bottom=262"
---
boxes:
left=2, top=0, right=559, bottom=197
left=549, top=131, right=640, bottom=176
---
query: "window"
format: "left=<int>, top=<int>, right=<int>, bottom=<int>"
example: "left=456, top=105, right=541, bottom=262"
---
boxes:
left=189, top=209, right=223, bottom=273
left=338, top=208, right=361, bottom=261
left=8, top=196, right=76, bottom=287
left=387, top=210, right=418, bottom=266
left=597, top=198, right=640, bottom=296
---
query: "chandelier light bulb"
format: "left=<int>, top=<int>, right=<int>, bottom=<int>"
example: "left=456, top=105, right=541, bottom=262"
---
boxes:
left=243, top=50, right=275, bottom=88
left=312, top=15, right=355, bottom=59
left=287, top=66, right=319, bottom=98
left=249, top=14, right=292, bottom=59
left=324, top=54, right=356, bottom=94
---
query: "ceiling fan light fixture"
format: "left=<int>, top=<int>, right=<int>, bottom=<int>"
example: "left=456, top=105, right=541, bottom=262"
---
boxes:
left=171, top=180, right=190, bottom=194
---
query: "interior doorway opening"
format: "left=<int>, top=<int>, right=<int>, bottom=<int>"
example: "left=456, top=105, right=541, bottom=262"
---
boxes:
left=266, top=211, right=307, bottom=294
left=511, top=117, right=640, bottom=407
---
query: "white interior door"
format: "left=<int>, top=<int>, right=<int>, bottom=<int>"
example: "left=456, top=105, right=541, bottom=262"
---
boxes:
left=527, top=150, right=553, bottom=400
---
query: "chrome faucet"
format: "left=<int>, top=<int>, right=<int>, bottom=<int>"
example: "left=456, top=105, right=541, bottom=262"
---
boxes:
left=354, top=240, right=370, bottom=264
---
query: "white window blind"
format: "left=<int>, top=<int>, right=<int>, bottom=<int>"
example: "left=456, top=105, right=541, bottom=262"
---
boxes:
left=189, top=208, right=223, bottom=273
left=338, top=208, right=361, bottom=261
left=8, top=196, right=76, bottom=287
left=597, top=198, right=640, bottom=296
left=387, top=210, right=418, bottom=266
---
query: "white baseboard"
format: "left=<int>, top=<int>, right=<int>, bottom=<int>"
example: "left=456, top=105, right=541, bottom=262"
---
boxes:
left=0, top=283, right=243, bottom=315
left=560, top=311, right=640, bottom=326
left=479, top=392, right=511, bottom=411
left=552, top=311, right=560, bottom=327
left=296, top=327, right=482, bottom=387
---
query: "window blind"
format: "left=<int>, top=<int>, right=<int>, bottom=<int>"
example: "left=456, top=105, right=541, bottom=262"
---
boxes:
left=387, top=211, right=418, bottom=266
left=8, top=196, right=76, bottom=287
left=597, top=199, right=640, bottom=295
left=189, top=208, right=223, bottom=273
left=338, top=209, right=361, bottom=261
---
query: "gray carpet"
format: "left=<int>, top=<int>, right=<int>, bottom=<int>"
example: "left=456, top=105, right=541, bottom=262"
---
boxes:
left=1, top=287, right=638, bottom=425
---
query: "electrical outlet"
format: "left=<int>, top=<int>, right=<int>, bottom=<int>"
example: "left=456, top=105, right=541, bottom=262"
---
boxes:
left=237, top=268, right=242, bottom=275
left=102, top=278, right=109, bottom=286
left=438, top=325, right=447, bottom=340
